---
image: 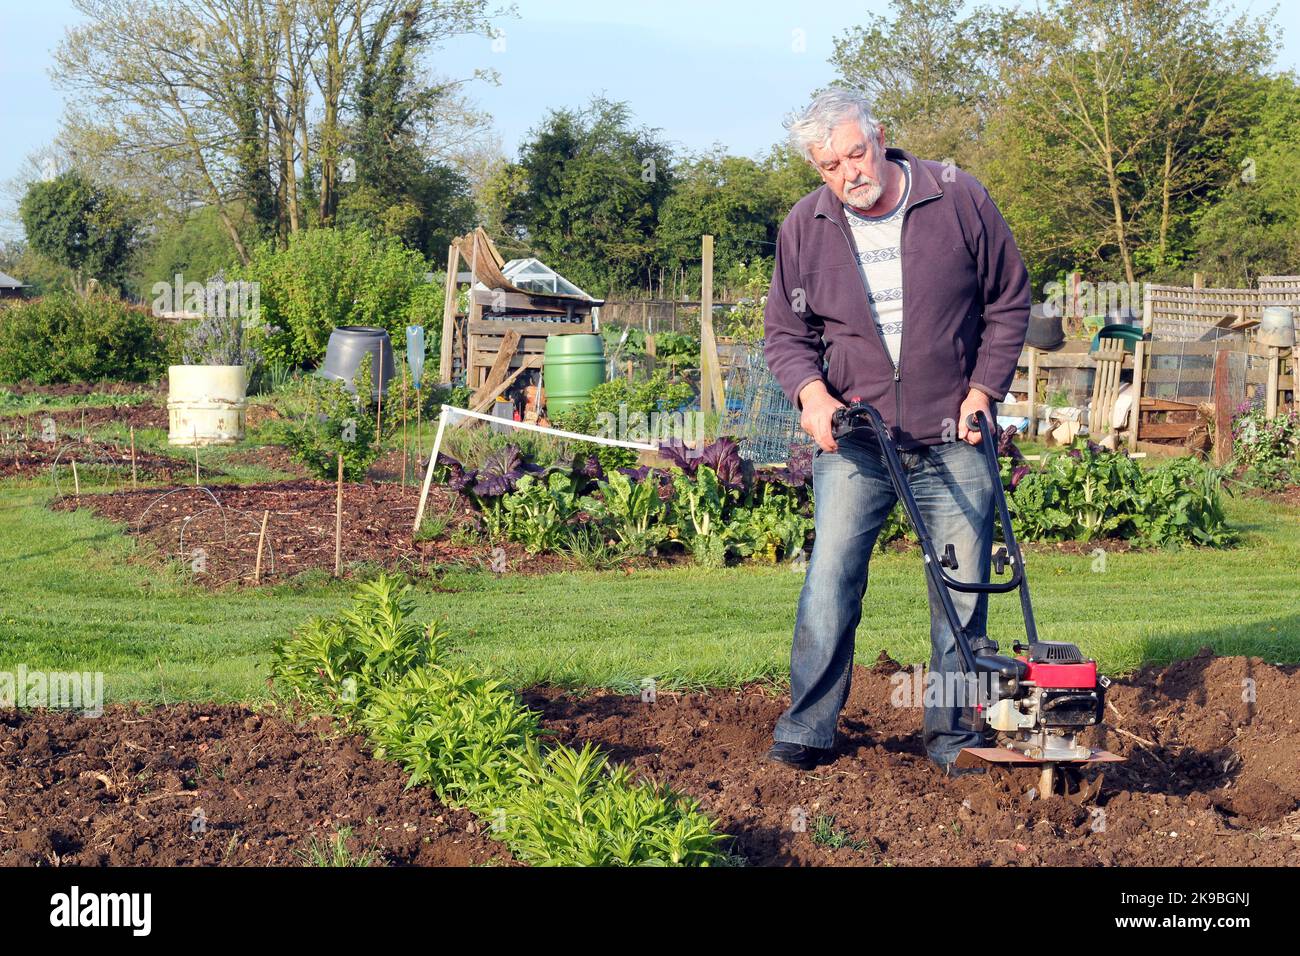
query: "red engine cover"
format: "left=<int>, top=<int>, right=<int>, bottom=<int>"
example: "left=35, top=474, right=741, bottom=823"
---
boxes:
left=1020, top=658, right=1097, bottom=689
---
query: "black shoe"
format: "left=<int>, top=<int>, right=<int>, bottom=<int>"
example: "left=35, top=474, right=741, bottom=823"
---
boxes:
left=765, top=741, right=826, bottom=770
left=936, top=761, right=987, bottom=778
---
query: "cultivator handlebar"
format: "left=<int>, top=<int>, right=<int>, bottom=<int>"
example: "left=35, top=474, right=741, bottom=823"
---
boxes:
left=829, top=400, right=1121, bottom=795
left=830, top=400, right=1038, bottom=673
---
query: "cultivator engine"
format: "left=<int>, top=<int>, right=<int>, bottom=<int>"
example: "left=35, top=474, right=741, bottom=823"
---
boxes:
left=831, top=401, right=1123, bottom=797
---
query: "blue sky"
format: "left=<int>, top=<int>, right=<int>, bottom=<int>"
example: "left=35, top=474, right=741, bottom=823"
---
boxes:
left=1, top=0, right=1295, bottom=239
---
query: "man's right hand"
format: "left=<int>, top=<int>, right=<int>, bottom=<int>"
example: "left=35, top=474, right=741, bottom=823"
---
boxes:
left=798, top=381, right=844, bottom=454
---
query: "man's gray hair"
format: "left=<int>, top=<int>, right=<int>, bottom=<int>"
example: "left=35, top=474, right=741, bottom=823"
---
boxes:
left=785, top=89, right=881, bottom=162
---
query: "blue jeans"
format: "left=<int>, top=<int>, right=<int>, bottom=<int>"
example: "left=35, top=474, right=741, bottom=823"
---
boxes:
left=773, top=431, right=994, bottom=767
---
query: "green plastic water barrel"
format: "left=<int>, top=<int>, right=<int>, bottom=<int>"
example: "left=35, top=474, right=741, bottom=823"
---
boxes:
left=544, top=333, right=605, bottom=416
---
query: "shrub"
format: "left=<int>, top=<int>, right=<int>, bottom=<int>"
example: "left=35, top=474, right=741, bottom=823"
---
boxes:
left=0, top=293, right=171, bottom=385
left=1231, top=404, right=1299, bottom=490
left=233, top=227, right=438, bottom=368
left=273, top=364, right=381, bottom=481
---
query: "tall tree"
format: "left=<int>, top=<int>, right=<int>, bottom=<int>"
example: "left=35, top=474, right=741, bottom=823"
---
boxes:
left=1189, top=75, right=1300, bottom=284
left=654, top=146, right=818, bottom=294
left=52, top=0, right=499, bottom=261
left=336, top=1, right=477, bottom=258
left=506, top=98, right=675, bottom=295
left=981, top=0, right=1272, bottom=288
left=18, top=171, right=140, bottom=296
left=828, top=0, right=1005, bottom=164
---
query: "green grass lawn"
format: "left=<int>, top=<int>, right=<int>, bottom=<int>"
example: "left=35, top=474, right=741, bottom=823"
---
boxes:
left=1, top=469, right=1297, bottom=705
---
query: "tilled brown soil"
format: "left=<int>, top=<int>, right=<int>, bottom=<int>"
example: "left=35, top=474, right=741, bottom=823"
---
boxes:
left=2, top=653, right=1295, bottom=867
left=52, top=481, right=507, bottom=586
left=0, top=705, right=510, bottom=866
left=53, top=480, right=689, bottom=587
left=527, top=651, right=1300, bottom=866
left=0, top=402, right=168, bottom=433
left=0, top=438, right=202, bottom=483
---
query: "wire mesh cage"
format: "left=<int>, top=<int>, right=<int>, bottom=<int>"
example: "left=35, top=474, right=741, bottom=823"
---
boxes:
left=729, top=341, right=813, bottom=464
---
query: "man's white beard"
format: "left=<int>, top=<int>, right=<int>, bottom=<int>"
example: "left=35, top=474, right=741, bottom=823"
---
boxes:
left=845, top=178, right=883, bottom=212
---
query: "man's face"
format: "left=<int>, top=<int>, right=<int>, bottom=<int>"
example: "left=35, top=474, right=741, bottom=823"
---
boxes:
left=808, top=119, right=889, bottom=212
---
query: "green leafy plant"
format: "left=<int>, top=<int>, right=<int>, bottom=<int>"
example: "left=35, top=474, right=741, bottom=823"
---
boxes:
left=492, top=739, right=722, bottom=866
left=1131, top=457, right=1233, bottom=547
left=499, top=471, right=582, bottom=554
left=270, top=575, right=446, bottom=715
left=1001, top=439, right=1233, bottom=547
left=361, top=664, right=541, bottom=805
left=587, top=468, right=669, bottom=553
left=730, top=484, right=813, bottom=563
left=1231, top=403, right=1299, bottom=491
left=273, top=364, right=381, bottom=481
left=272, top=575, right=726, bottom=866
left=652, top=331, right=700, bottom=368
left=601, top=324, right=646, bottom=356
left=668, top=465, right=737, bottom=567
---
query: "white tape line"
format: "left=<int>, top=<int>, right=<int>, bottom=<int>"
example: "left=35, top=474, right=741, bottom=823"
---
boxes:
left=413, top=406, right=451, bottom=534
left=439, top=404, right=660, bottom=450
left=412, top=404, right=659, bottom=534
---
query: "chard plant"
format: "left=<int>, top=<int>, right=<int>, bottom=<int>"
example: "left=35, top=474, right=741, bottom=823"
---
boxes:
left=588, top=468, right=669, bottom=554
left=499, top=471, right=581, bottom=554
left=669, top=466, right=735, bottom=567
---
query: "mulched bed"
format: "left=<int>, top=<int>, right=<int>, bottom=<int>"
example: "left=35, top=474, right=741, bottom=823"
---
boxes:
left=527, top=650, right=1300, bottom=866
left=51, top=479, right=693, bottom=587
left=0, top=402, right=168, bottom=433
left=1240, top=484, right=1300, bottom=508
left=0, top=439, right=200, bottom=484
left=1, top=380, right=160, bottom=399
left=53, top=481, right=588, bottom=586
left=0, top=705, right=510, bottom=866
left=221, top=444, right=309, bottom=477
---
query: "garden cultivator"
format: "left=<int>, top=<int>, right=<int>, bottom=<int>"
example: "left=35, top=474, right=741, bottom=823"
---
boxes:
left=830, top=401, right=1123, bottom=797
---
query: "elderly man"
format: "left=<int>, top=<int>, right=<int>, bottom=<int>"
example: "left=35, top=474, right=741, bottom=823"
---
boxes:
left=763, top=89, right=1030, bottom=775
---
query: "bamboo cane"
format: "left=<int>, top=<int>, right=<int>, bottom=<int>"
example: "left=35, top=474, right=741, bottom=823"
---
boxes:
left=254, top=509, right=269, bottom=585
left=375, top=358, right=384, bottom=452
left=401, top=360, right=408, bottom=487
left=334, top=452, right=344, bottom=577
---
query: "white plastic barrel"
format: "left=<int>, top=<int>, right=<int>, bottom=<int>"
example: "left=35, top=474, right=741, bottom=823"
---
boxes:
left=168, top=365, right=248, bottom=446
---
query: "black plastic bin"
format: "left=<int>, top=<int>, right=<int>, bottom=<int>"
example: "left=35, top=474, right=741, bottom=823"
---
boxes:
left=319, top=326, right=395, bottom=397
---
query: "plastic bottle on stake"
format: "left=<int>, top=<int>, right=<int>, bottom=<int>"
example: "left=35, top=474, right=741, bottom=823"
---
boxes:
left=406, top=326, right=425, bottom=390
left=407, top=325, right=427, bottom=468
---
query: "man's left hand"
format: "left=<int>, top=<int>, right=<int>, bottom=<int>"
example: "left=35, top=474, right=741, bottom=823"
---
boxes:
left=957, top=388, right=993, bottom=445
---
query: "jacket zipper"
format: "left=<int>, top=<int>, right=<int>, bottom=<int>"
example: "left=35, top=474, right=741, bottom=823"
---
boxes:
left=827, top=217, right=898, bottom=401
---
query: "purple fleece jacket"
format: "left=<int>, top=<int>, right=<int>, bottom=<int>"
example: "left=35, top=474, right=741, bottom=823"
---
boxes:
left=763, top=147, right=1030, bottom=449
